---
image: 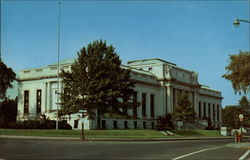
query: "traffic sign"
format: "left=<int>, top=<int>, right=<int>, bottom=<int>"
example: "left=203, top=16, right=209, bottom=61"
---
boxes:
left=239, top=114, right=244, bottom=122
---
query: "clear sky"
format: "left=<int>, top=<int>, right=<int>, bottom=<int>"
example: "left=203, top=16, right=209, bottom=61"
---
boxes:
left=2, top=0, right=250, bottom=107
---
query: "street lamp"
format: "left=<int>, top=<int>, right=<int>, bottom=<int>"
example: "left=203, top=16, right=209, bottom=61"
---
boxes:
left=79, top=109, right=87, bottom=140
left=233, top=18, right=250, bottom=27
left=56, top=1, right=61, bottom=130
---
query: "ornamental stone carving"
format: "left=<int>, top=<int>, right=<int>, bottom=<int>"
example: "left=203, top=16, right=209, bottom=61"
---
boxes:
left=165, top=65, right=172, bottom=77
left=191, top=72, right=198, bottom=83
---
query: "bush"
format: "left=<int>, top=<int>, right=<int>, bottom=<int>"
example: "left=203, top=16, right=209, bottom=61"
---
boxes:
left=7, top=115, right=72, bottom=130
left=59, top=121, right=72, bottom=130
left=205, top=126, right=215, bottom=130
left=155, top=114, right=174, bottom=130
left=0, top=98, right=17, bottom=128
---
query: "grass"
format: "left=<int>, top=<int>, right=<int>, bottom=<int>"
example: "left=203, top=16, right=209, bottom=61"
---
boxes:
left=0, top=129, right=167, bottom=138
left=171, top=129, right=223, bottom=137
left=0, top=129, right=223, bottom=138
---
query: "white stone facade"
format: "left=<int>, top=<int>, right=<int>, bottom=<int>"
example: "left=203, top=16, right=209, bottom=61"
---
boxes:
left=17, top=58, right=223, bottom=129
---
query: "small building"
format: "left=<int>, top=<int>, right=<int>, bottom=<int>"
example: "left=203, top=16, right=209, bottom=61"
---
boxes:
left=17, top=58, right=223, bottom=129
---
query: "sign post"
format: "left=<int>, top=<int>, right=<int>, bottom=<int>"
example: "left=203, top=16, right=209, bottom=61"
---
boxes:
left=238, top=114, right=244, bottom=143
left=79, top=110, right=87, bottom=140
left=239, top=114, right=244, bottom=122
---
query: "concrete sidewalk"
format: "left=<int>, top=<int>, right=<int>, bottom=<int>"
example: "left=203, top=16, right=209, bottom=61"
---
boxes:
left=0, top=135, right=240, bottom=141
left=226, top=142, right=250, bottom=149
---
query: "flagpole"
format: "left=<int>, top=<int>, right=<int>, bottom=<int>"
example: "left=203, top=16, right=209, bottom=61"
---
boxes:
left=0, top=0, right=2, bottom=62
left=56, top=1, right=61, bottom=130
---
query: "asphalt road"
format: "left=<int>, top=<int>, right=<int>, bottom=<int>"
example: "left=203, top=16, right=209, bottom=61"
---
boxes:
left=0, top=138, right=249, bottom=160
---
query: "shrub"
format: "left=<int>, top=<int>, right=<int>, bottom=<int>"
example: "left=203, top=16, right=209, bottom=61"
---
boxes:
left=155, top=114, right=174, bottom=130
left=205, top=126, right=215, bottom=130
left=9, top=115, right=72, bottom=130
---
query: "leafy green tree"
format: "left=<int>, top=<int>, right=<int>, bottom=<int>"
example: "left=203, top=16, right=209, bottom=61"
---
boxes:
left=172, top=93, right=196, bottom=123
left=0, top=61, right=16, bottom=100
left=60, top=40, right=137, bottom=128
left=0, top=98, right=17, bottom=128
left=239, top=96, right=250, bottom=110
left=222, top=105, right=250, bottom=128
left=222, top=51, right=250, bottom=94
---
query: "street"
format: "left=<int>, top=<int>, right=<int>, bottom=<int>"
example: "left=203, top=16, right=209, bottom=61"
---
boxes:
left=0, top=138, right=249, bottom=159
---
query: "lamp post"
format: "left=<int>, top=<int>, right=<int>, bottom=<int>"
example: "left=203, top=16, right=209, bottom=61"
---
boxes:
left=233, top=18, right=250, bottom=27
left=56, top=1, right=61, bottom=130
left=79, top=109, right=87, bottom=140
left=233, top=18, right=250, bottom=102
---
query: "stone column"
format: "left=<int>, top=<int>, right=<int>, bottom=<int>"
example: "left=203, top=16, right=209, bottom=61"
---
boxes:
left=194, top=91, right=199, bottom=115
left=162, top=86, right=167, bottom=115
left=42, top=82, right=47, bottom=113
left=167, top=86, right=173, bottom=113
left=200, top=102, right=203, bottom=119
left=212, top=104, right=215, bottom=125
left=47, top=82, right=51, bottom=111
left=219, top=104, right=222, bottom=125
left=214, top=104, right=217, bottom=124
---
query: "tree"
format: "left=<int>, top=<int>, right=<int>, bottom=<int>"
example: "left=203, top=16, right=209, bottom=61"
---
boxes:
left=0, top=98, right=17, bottom=128
left=60, top=40, right=137, bottom=128
left=172, top=93, right=196, bottom=123
left=239, top=96, right=250, bottom=110
left=222, top=51, right=250, bottom=94
left=155, top=113, right=174, bottom=130
left=0, top=61, right=16, bottom=100
left=222, top=105, right=250, bottom=128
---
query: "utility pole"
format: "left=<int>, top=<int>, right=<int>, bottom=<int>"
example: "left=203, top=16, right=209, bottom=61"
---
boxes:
left=56, top=1, right=61, bottom=130
left=0, top=0, right=2, bottom=62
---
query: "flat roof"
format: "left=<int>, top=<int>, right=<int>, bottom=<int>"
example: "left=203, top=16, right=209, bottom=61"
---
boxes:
left=127, top=58, right=176, bottom=66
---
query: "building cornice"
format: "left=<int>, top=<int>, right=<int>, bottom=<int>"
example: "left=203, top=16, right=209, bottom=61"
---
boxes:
left=18, top=75, right=57, bottom=82
left=157, top=78, right=200, bottom=88
left=198, top=93, right=223, bottom=100
left=131, top=79, right=161, bottom=88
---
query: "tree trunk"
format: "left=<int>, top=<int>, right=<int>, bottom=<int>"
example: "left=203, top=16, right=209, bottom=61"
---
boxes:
left=97, top=109, right=101, bottom=129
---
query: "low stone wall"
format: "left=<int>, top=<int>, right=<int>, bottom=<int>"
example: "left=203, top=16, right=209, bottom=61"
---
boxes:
left=91, top=118, right=156, bottom=130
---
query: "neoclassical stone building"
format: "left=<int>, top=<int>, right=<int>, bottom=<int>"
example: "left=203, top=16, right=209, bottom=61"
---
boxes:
left=17, top=58, right=223, bottom=129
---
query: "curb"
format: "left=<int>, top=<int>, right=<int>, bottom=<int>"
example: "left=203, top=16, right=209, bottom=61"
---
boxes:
left=0, top=135, right=238, bottom=141
left=225, top=143, right=250, bottom=149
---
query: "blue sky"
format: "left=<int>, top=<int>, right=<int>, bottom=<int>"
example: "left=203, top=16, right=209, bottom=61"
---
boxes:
left=2, top=1, right=250, bottom=106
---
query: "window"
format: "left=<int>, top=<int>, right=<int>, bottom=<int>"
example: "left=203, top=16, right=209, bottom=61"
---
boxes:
left=148, top=67, right=152, bottom=71
left=198, top=102, right=202, bottom=119
left=203, top=103, right=206, bottom=118
left=124, top=121, right=128, bottom=129
left=74, top=120, right=78, bottom=128
left=101, top=120, right=106, bottom=129
left=133, top=92, right=137, bottom=117
left=151, top=122, right=155, bottom=129
left=150, top=94, right=154, bottom=118
left=134, top=121, right=137, bottom=129
left=143, top=122, right=146, bottom=129
left=24, top=90, right=29, bottom=114
left=142, top=93, right=146, bottom=118
left=173, top=88, right=176, bottom=107
left=113, top=120, right=117, bottom=129
left=208, top=103, right=211, bottom=118
left=36, top=90, right=42, bottom=114
left=217, top=105, right=220, bottom=121
left=213, top=104, right=216, bottom=121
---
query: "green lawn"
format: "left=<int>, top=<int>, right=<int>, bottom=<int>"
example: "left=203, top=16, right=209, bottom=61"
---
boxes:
left=171, top=129, right=222, bottom=137
left=0, top=129, right=167, bottom=138
left=0, top=129, right=223, bottom=138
